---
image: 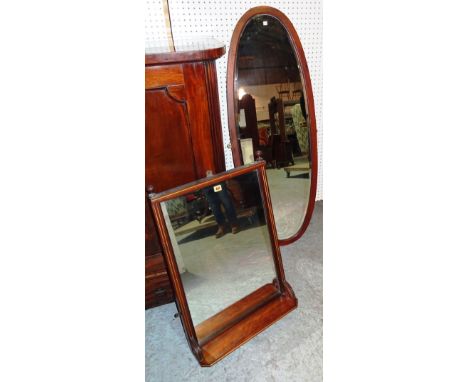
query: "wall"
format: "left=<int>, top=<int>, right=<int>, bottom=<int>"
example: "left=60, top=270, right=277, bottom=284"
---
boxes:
left=145, top=0, right=323, bottom=200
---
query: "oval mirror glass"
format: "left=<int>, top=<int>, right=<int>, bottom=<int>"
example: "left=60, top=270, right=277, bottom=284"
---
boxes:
left=227, top=7, right=318, bottom=244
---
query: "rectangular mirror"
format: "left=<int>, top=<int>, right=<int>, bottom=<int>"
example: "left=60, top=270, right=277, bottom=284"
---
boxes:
left=149, top=162, right=297, bottom=366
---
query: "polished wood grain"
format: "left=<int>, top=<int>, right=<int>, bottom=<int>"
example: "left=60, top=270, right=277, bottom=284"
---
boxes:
left=200, top=283, right=297, bottom=366
left=145, top=47, right=226, bottom=189
left=150, top=162, right=297, bottom=366
left=145, top=252, right=174, bottom=307
left=182, top=62, right=223, bottom=177
left=145, top=86, right=198, bottom=192
left=145, top=64, right=184, bottom=88
left=145, top=197, right=161, bottom=258
left=145, top=197, right=173, bottom=308
left=195, top=282, right=280, bottom=346
left=204, top=61, right=226, bottom=174
left=226, top=6, right=318, bottom=245
left=146, top=39, right=225, bottom=66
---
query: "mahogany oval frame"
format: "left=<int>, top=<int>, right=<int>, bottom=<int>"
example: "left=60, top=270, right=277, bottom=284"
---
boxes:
left=226, top=6, right=318, bottom=245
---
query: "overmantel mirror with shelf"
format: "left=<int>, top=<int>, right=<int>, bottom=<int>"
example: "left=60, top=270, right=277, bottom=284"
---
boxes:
left=227, top=6, right=318, bottom=245
left=149, top=162, right=297, bottom=366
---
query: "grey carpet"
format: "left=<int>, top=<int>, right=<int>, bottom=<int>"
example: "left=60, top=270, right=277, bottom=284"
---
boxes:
left=266, top=161, right=310, bottom=240
left=145, top=201, right=323, bottom=382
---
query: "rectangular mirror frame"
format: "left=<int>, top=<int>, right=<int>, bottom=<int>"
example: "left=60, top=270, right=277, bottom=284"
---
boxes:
left=149, top=161, right=297, bottom=366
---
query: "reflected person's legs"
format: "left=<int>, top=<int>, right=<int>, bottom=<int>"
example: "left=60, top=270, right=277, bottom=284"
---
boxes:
left=204, top=190, right=226, bottom=238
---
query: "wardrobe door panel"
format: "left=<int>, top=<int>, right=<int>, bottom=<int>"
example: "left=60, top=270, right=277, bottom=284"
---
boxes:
left=145, top=86, right=198, bottom=192
left=145, top=64, right=184, bottom=88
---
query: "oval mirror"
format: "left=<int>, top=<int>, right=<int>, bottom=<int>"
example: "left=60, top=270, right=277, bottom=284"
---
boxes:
left=227, top=7, right=318, bottom=245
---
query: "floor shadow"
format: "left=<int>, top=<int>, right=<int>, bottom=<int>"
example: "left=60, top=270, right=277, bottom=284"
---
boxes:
left=288, top=173, right=309, bottom=179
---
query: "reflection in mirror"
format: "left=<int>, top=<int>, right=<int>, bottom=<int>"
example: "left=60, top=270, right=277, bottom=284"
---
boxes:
left=233, top=13, right=313, bottom=241
left=161, top=172, right=277, bottom=333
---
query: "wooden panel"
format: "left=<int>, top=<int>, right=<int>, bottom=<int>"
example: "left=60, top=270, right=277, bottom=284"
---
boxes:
left=146, top=192, right=173, bottom=308
left=145, top=198, right=161, bottom=257
left=182, top=63, right=217, bottom=177
left=145, top=86, right=198, bottom=192
left=145, top=65, right=184, bottom=89
left=145, top=254, right=166, bottom=274
left=145, top=280, right=173, bottom=308
left=145, top=253, right=173, bottom=309
left=204, top=61, right=226, bottom=174
left=145, top=268, right=169, bottom=291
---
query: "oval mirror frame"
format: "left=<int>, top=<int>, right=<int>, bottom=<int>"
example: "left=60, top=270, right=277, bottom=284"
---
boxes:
left=227, top=6, right=318, bottom=245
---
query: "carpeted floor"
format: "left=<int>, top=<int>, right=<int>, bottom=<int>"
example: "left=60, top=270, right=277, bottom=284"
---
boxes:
left=145, top=201, right=323, bottom=382
left=266, top=159, right=310, bottom=240
left=177, top=222, right=277, bottom=326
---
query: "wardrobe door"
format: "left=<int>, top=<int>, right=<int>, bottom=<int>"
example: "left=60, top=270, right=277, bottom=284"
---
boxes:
left=145, top=85, right=198, bottom=193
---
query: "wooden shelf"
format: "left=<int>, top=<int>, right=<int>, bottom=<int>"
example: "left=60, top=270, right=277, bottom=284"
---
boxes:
left=198, top=283, right=297, bottom=366
left=195, top=283, right=280, bottom=346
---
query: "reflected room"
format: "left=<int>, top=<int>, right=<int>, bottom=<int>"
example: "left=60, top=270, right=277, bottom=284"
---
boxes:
left=161, top=172, right=277, bottom=330
left=235, top=15, right=311, bottom=239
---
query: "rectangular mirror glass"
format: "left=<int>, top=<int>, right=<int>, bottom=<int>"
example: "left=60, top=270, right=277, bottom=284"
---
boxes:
left=161, top=171, right=277, bottom=334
